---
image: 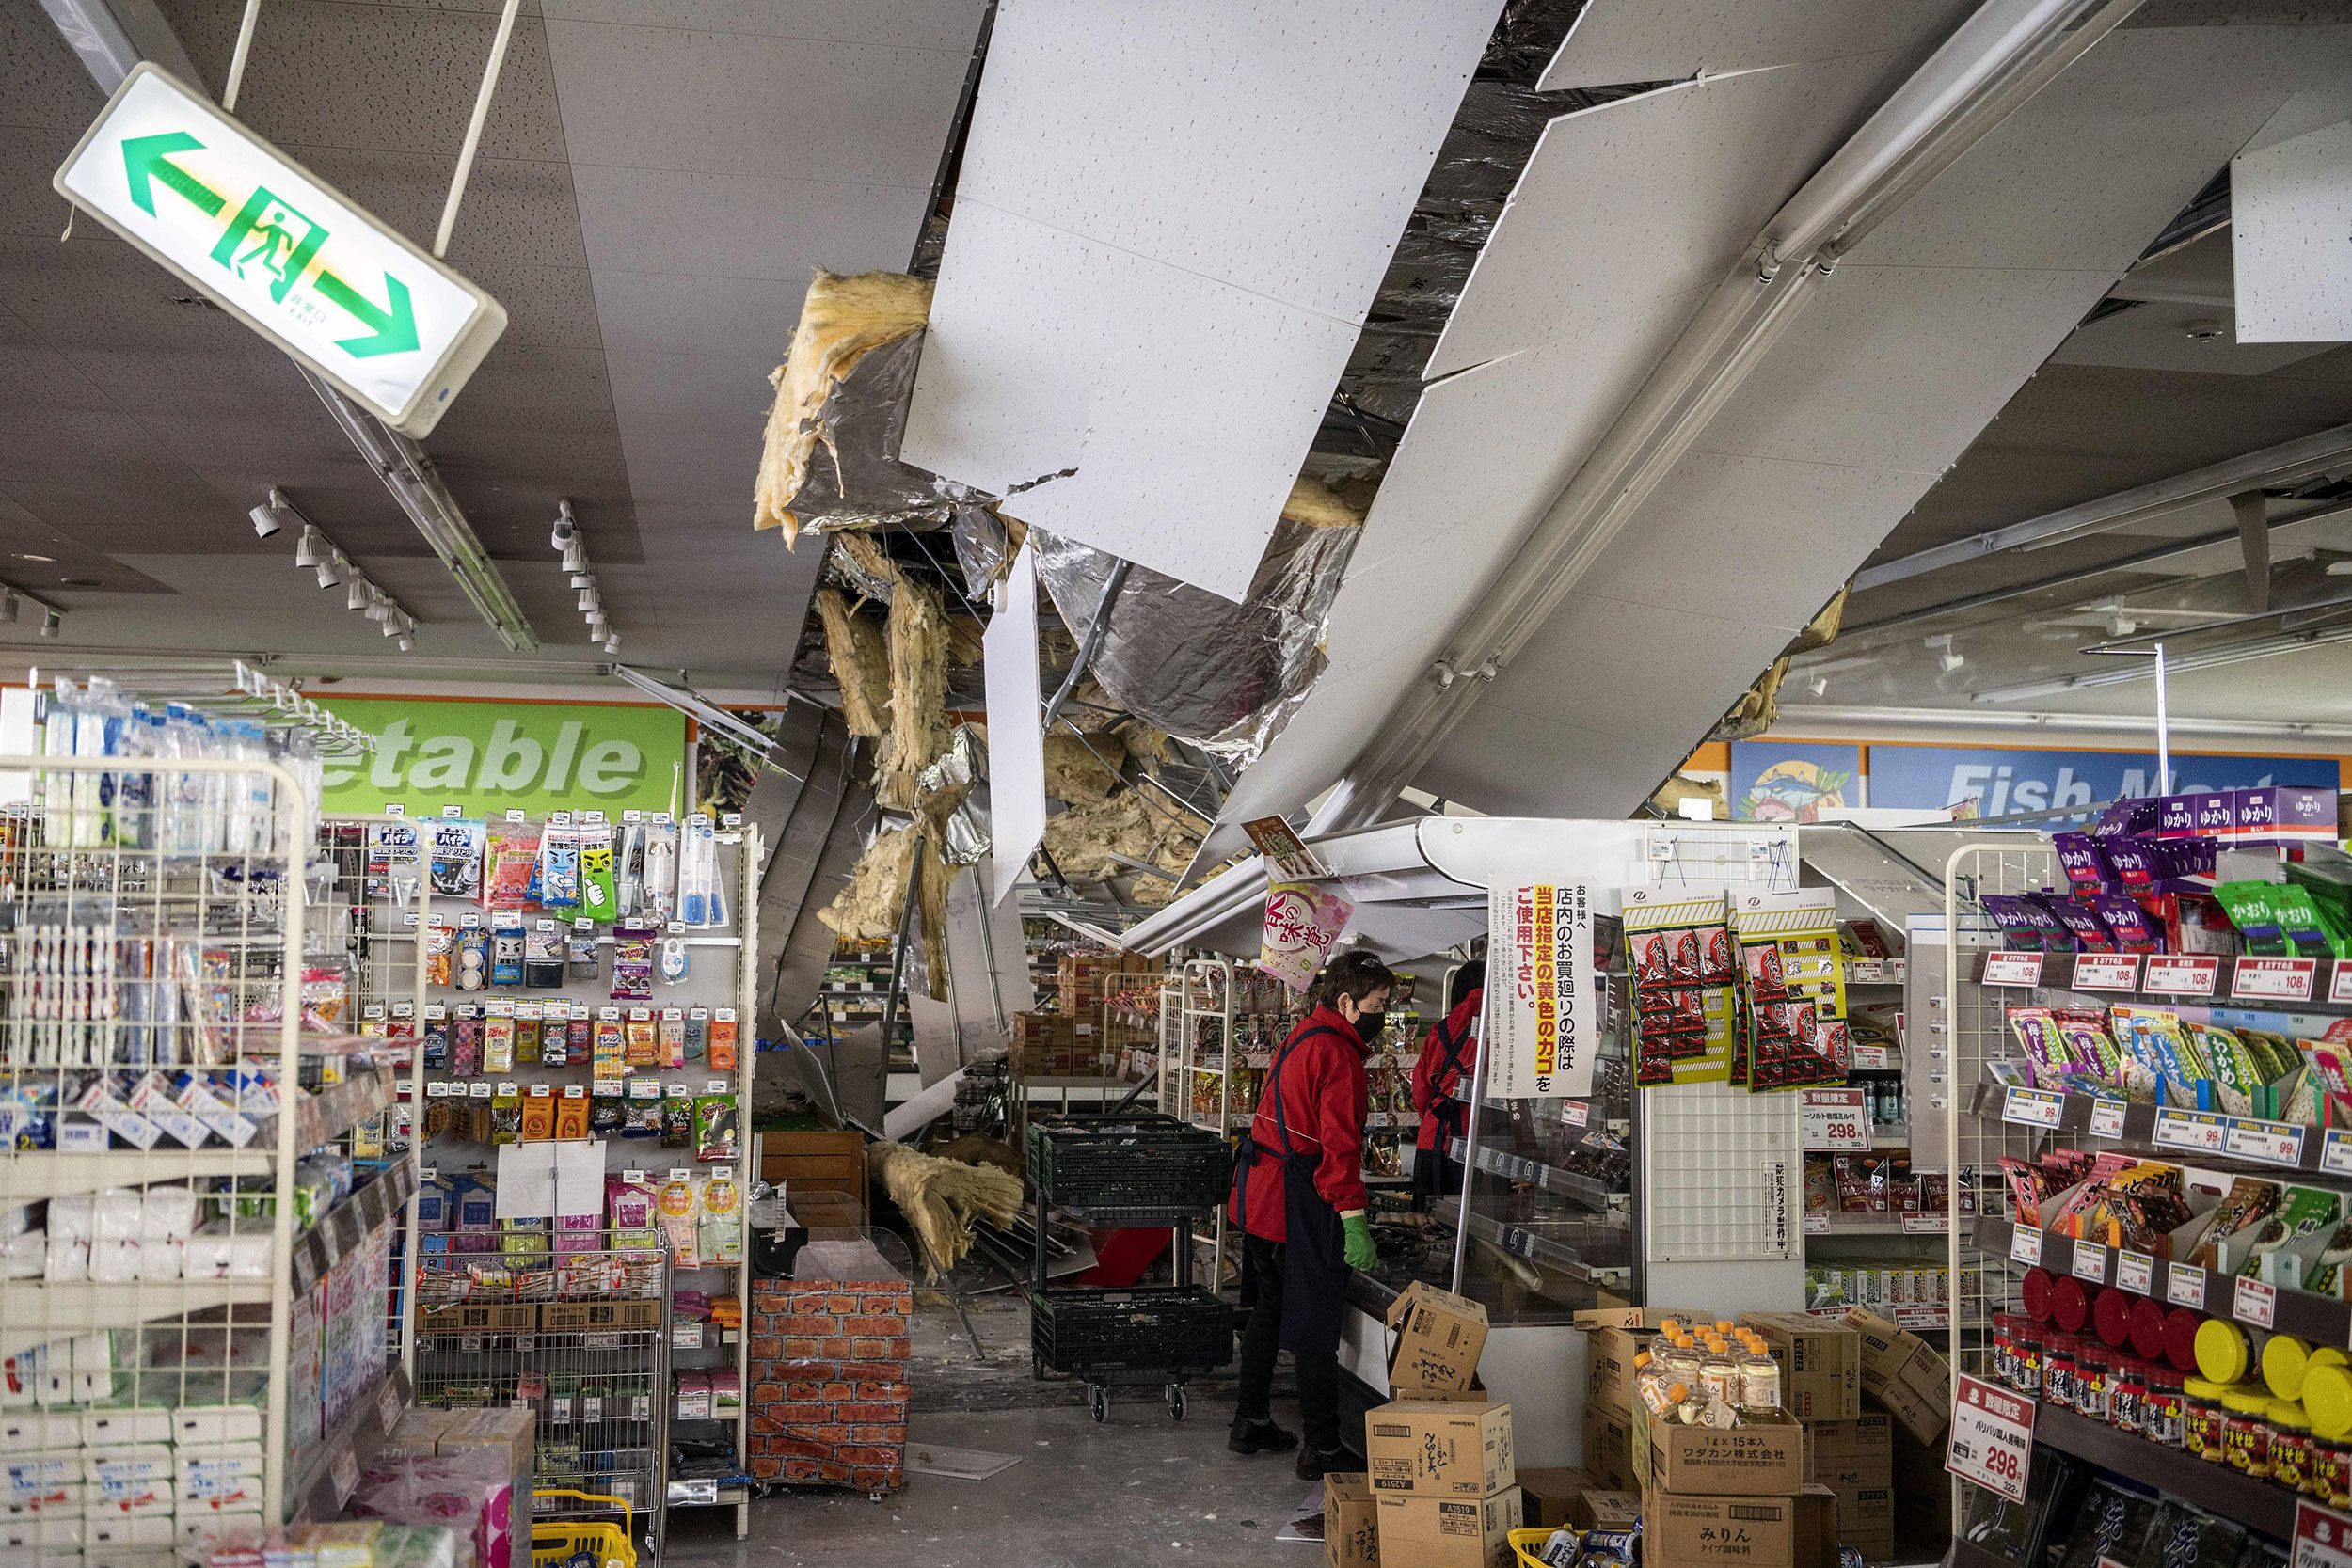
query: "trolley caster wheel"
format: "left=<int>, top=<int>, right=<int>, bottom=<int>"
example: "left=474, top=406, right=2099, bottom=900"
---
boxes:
left=1088, top=1385, right=1109, bottom=1423
left=1167, top=1385, right=1187, bottom=1420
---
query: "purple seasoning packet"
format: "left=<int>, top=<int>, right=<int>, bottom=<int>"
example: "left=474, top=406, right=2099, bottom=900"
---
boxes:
left=2090, top=893, right=2160, bottom=953
left=2052, top=832, right=2113, bottom=894
left=2040, top=895, right=2117, bottom=953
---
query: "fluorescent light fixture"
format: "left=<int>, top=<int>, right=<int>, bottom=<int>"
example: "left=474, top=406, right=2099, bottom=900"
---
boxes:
left=300, top=369, right=536, bottom=652
left=1971, top=625, right=2352, bottom=703
left=609, top=663, right=803, bottom=778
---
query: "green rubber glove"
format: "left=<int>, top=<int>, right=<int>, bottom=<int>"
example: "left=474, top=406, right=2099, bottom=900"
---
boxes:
left=1342, top=1212, right=1378, bottom=1272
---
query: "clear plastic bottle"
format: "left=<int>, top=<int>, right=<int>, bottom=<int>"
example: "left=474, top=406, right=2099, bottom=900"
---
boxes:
left=1739, top=1332, right=1784, bottom=1409
left=1661, top=1334, right=1704, bottom=1400
left=1701, top=1338, right=1741, bottom=1412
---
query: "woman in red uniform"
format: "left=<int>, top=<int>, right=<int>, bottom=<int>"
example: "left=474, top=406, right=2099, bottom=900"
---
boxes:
left=1227, top=950, right=1393, bottom=1478
left=1408, top=959, right=1484, bottom=1208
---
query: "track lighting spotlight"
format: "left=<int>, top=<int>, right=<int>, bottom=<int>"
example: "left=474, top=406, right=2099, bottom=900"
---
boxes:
left=397, top=633, right=415, bottom=651
left=346, top=578, right=370, bottom=611
left=294, top=526, right=323, bottom=569
left=562, top=538, right=586, bottom=574
left=250, top=486, right=301, bottom=540
left=577, top=584, right=597, bottom=613
left=40, top=609, right=60, bottom=639
left=550, top=499, right=576, bottom=551
left=317, top=556, right=343, bottom=591
left=0, top=592, right=17, bottom=624
left=602, top=633, right=620, bottom=654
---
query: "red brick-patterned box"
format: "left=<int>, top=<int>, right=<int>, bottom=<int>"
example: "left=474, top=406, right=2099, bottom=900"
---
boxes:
left=748, top=1275, right=912, bottom=1492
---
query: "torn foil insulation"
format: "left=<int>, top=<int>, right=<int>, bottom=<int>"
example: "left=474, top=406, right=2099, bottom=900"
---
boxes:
left=1027, top=479, right=1361, bottom=766
left=753, top=271, right=977, bottom=541
left=917, top=725, right=990, bottom=868
left=950, top=504, right=1013, bottom=598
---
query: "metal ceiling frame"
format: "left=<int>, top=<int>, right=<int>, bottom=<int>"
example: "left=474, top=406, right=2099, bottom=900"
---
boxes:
left=1775, top=700, right=2352, bottom=742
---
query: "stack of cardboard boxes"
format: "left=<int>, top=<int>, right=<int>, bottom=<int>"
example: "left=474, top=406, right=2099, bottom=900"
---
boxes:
left=1326, top=1282, right=1522, bottom=1568
left=1575, top=1305, right=1953, bottom=1566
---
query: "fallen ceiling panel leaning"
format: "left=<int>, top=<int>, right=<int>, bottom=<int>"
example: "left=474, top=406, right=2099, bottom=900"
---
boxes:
left=1419, top=23, right=2340, bottom=816
left=1539, top=0, right=1976, bottom=91
left=900, top=0, right=1503, bottom=601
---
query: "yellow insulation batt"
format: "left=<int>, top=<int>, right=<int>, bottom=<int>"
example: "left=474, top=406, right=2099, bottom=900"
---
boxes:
left=818, top=824, right=920, bottom=942
left=1041, top=731, right=1125, bottom=804
left=814, top=588, right=890, bottom=740
left=1041, top=790, right=1207, bottom=905
left=752, top=271, right=933, bottom=542
left=1280, top=473, right=1363, bottom=531
left=867, top=1140, right=1025, bottom=1280
left=877, top=578, right=950, bottom=813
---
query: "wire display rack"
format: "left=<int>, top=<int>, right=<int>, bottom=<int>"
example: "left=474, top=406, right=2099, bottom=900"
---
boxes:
left=0, top=748, right=411, bottom=1538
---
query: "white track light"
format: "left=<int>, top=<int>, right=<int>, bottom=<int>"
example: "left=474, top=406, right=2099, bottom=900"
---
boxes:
left=294, top=526, right=322, bottom=569
left=603, top=633, right=620, bottom=654
left=0, top=592, right=17, bottom=624
left=346, top=578, right=370, bottom=611
left=317, top=556, right=343, bottom=591
left=40, top=609, right=60, bottom=639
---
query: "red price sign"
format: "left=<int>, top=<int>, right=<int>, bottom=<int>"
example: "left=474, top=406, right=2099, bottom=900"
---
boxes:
left=2144, top=955, right=2220, bottom=995
left=1947, top=1372, right=2037, bottom=1503
left=2234, top=957, right=2317, bottom=1003
left=2293, top=1499, right=2352, bottom=1568
left=1983, top=951, right=2045, bottom=988
left=1801, top=1087, right=1871, bottom=1151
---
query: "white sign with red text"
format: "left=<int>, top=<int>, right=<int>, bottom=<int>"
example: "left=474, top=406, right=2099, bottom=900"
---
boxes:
left=1486, top=883, right=1595, bottom=1100
left=1947, top=1373, right=2036, bottom=1503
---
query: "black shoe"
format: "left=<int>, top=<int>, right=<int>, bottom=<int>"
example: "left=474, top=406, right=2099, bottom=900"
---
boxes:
left=1295, top=1444, right=1366, bottom=1481
left=1228, top=1416, right=1299, bottom=1455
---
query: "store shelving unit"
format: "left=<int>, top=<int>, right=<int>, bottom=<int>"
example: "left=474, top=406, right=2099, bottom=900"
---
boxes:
left=0, top=750, right=408, bottom=1528
left=405, top=808, right=760, bottom=1548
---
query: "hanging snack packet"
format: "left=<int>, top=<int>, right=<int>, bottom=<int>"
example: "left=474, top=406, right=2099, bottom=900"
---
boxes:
left=483, top=1006, right=516, bottom=1074
left=483, top=826, right=539, bottom=911
left=611, top=925, right=655, bottom=1001
left=568, top=918, right=601, bottom=981
left=656, top=1174, right=702, bottom=1269
left=660, top=1008, right=686, bottom=1069
left=520, top=1086, right=554, bottom=1142
left=625, top=1078, right=663, bottom=1138
left=490, top=1084, right=521, bottom=1146
left=554, top=1089, right=589, bottom=1140
left=624, top=1008, right=660, bottom=1068
left=424, top=923, right=454, bottom=987
left=580, top=829, right=618, bottom=924
left=709, top=1009, right=739, bottom=1073
left=699, top=1173, right=741, bottom=1265
left=694, top=1091, right=739, bottom=1163
left=523, top=923, right=564, bottom=990
left=452, top=1007, right=483, bottom=1077
left=427, top=817, right=486, bottom=900
left=421, top=1004, right=449, bottom=1072
left=593, top=1008, right=627, bottom=1080
left=685, top=1008, right=709, bottom=1062
left=567, top=1006, right=594, bottom=1066
left=515, top=1001, right=544, bottom=1066
left=663, top=1085, right=694, bottom=1148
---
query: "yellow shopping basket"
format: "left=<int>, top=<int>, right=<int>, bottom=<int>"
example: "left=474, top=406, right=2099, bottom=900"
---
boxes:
left=531, top=1488, right=639, bottom=1568
left=1509, top=1525, right=1563, bottom=1568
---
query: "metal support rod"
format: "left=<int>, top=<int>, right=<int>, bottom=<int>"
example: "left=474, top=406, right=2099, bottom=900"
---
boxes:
left=2153, top=641, right=2170, bottom=791
left=878, top=847, right=926, bottom=1112
left=1447, top=1009, right=1490, bottom=1292
left=1040, top=560, right=1131, bottom=735
left=434, top=0, right=523, bottom=258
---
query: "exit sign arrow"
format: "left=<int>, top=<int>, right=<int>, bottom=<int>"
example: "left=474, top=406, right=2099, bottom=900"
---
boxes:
left=56, top=65, right=504, bottom=437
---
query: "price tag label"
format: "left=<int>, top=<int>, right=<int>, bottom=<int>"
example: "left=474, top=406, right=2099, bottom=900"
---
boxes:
left=2324, top=1129, right=2352, bottom=1178
left=1984, top=951, right=2045, bottom=988
left=1851, top=1044, right=1897, bottom=1071
left=2153, top=1107, right=2228, bottom=1156
left=2073, top=1241, right=2108, bottom=1284
left=1902, top=1211, right=1949, bottom=1235
left=2010, top=1226, right=2042, bottom=1268
left=331, top=1447, right=360, bottom=1506
left=2169, top=1263, right=2208, bottom=1309
left=2225, top=1117, right=2308, bottom=1168
left=2002, top=1087, right=2065, bottom=1130
left=2074, top=954, right=2142, bottom=992
left=385, top=802, right=405, bottom=816
left=2144, top=954, right=2221, bottom=995
left=2117, top=1250, right=2154, bottom=1294
left=1801, top=1087, right=1872, bottom=1150
left=2291, top=1500, right=2352, bottom=1568
left=2332, top=968, right=2352, bottom=1006
left=1804, top=1212, right=1830, bottom=1235
left=2088, top=1099, right=2128, bottom=1139
left=2235, top=957, right=2318, bottom=1003
left=1561, top=1101, right=1590, bottom=1129
left=505, top=808, right=528, bottom=823
left=2236, top=1275, right=2279, bottom=1330
left=1947, top=1373, right=2037, bottom=1504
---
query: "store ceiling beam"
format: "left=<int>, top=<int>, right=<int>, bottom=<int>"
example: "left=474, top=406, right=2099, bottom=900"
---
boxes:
left=610, top=664, right=804, bottom=782
left=1306, top=0, right=2146, bottom=838
left=2233, top=491, right=2271, bottom=613
left=1851, top=421, right=2352, bottom=591
left=1837, top=498, right=2352, bottom=639
left=1776, top=702, right=2352, bottom=742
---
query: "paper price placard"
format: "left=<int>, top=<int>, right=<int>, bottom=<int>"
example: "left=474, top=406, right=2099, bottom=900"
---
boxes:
left=2117, top=1250, right=2154, bottom=1294
left=2226, top=1117, right=2307, bottom=1168
left=2169, top=1263, right=2208, bottom=1309
left=1983, top=952, right=2044, bottom=988
left=1801, top=1087, right=1871, bottom=1151
left=2144, top=955, right=2220, bottom=995
left=2010, top=1227, right=2042, bottom=1267
left=2088, top=1100, right=2127, bottom=1139
left=1947, top=1373, right=2036, bottom=1504
left=2002, top=1088, right=2064, bottom=1130
left=2074, top=954, right=2141, bottom=992
left=2325, top=1129, right=2352, bottom=1178
left=2236, top=1276, right=2279, bottom=1331
left=2153, top=1107, right=2227, bottom=1156
left=2234, top=956, right=2317, bottom=1003
left=2072, top=1242, right=2108, bottom=1284
left=2292, top=1500, right=2352, bottom=1568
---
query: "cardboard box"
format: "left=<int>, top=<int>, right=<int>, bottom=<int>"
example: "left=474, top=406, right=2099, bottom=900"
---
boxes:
left=1393, top=1382, right=1487, bottom=1402
left=1387, top=1282, right=1488, bottom=1396
left=1639, top=1408, right=1805, bottom=1497
left=1514, top=1467, right=1592, bottom=1530
left=1648, top=1487, right=1837, bottom=1568
left=1572, top=1307, right=1696, bottom=1330
left=1365, top=1401, right=1516, bottom=1498
left=1582, top=1406, right=1635, bottom=1492
left=1582, top=1324, right=1657, bottom=1427
left=1804, top=1412, right=1891, bottom=1489
left=1822, top=1481, right=1894, bottom=1560
left=1740, top=1313, right=1860, bottom=1422
left=421, top=1303, right=534, bottom=1334
left=1568, top=1488, right=1643, bottom=1534
left=1325, top=1474, right=1379, bottom=1568
left=1842, top=1309, right=1951, bottom=1443
left=1374, top=1490, right=1521, bottom=1568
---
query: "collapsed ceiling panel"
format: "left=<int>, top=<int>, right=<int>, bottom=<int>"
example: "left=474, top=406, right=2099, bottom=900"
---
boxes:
left=902, top=0, right=1503, bottom=601
left=1414, top=24, right=2334, bottom=818
left=1428, top=55, right=1897, bottom=378
left=1538, top=0, right=1975, bottom=91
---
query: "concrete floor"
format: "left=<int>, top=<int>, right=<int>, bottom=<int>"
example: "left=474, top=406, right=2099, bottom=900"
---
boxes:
left=662, top=1402, right=1323, bottom=1567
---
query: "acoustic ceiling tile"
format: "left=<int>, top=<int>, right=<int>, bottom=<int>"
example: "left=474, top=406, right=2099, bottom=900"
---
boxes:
left=567, top=165, right=930, bottom=281
left=955, top=0, right=1501, bottom=323
left=543, top=19, right=970, bottom=187
left=1538, top=0, right=1974, bottom=90
left=538, top=0, right=987, bottom=51
left=585, top=271, right=808, bottom=361
left=1430, top=58, right=1891, bottom=377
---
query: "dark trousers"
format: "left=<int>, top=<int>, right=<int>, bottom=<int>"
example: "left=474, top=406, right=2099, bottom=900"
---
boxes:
left=1234, top=1233, right=1343, bottom=1452
left=1409, top=1145, right=1467, bottom=1211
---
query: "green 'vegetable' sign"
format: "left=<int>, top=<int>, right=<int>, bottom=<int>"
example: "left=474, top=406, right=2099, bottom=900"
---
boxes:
left=316, top=699, right=687, bottom=818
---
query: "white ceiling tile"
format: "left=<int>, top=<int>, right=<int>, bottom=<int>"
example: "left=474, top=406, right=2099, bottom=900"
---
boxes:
left=955, top=0, right=1501, bottom=322
left=538, top=0, right=987, bottom=51
left=543, top=19, right=971, bottom=186
left=1538, top=0, right=1974, bottom=91
left=1430, top=57, right=1895, bottom=377
left=567, top=165, right=931, bottom=282
left=2054, top=296, right=2337, bottom=376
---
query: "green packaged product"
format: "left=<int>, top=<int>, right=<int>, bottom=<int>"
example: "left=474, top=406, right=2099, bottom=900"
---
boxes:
left=2191, top=1023, right=2262, bottom=1117
left=2237, top=1184, right=2342, bottom=1284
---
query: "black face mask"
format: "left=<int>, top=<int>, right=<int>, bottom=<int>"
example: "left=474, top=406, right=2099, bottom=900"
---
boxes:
left=1352, top=1009, right=1387, bottom=1041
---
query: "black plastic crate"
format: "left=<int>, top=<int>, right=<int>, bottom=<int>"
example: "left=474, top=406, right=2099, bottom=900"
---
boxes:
left=1025, top=1115, right=1231, bottom=1211
left=1028, top=1287, right=1233, bottom=1376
